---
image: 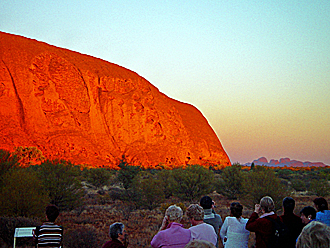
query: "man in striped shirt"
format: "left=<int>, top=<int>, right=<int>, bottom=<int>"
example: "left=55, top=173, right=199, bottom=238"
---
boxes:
left=34, top=204, right=63, bottom=247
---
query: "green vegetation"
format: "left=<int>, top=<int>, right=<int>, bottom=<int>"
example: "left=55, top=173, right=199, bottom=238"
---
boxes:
left=1, top=147, right=330, bottom=247
left=0, top=168, right=49, bottom=218
left=241, top=166, right=288, bottom=210
left=170, top=165, right=215, bottom=202
left=215, top=163, right=245, bottom=199
left=30, top=159, right=84, bottom=211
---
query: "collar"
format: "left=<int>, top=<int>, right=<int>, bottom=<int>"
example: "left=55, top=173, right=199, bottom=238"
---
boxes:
left=260, top=211, right=275, bottom=218
left=167, top=222, right=183, bottom=228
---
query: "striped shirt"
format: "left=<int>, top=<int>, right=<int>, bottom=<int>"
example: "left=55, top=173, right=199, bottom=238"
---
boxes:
left=35, top=222, right=63, bottom=247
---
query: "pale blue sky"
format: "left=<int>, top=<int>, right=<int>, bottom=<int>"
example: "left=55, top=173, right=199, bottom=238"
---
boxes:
left=1, top=0, right=329, bottom=164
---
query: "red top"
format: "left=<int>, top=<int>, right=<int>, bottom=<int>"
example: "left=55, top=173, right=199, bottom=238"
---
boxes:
left=246, top=212, right=278, bottom=248
left=102, top=239, right=125, bottom=248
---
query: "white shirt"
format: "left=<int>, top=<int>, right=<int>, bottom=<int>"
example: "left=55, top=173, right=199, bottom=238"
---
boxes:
left=220, top=217, right=250, bottom=248
left=189, top=223, right=217, bottom=246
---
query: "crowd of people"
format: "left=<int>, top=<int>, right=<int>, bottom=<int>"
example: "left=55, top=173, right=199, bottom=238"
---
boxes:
left=32, top=196, right=330, bottom=248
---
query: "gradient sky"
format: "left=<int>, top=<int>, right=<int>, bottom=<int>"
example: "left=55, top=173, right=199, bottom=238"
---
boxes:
left=1, top=0, right=329, bottom=165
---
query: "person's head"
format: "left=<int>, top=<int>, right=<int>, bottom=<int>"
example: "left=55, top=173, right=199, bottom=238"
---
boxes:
left=296, top=221, right=330, bottom=248
left=165, top=205, right=183, bottom=223
left=200, top=196, right=213, bottom=209
left=109, top=222, right=125, bottom=240
left=313, top=197, right=328, bottom=212
left=283, top=197, right=295, bottom=213
left=45, top=204, right=59, bottom=222
left=260, top=196, right=275, bottom=213
left=230, top=202, right=243, bottom=218
left=184, top=240, right=216, bottom=248
left=186, top=204, right=204, bottom=222
left=300, top=206, right=317, bottom=225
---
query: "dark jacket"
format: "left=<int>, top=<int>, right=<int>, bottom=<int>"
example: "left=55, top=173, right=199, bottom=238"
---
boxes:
left=102, top=239, right=125, bottom=248
left=279, top=212, right=303, bottom=248
left=246, top=212, right=278, bottom=248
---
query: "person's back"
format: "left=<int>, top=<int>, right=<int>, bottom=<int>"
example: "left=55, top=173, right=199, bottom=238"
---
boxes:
left=279, top=197, right=303, bottom=248
left=220, top=202, right=250, bottom=248
left=314, top=197, right=330, bottom=226
left=189, top=222, right=217, bottom=246
left=200, top=196, right=223, bottom=247
left=35, top=205, right=63, bottom=248
left=187, top=204, right=217, bottom=247
left=151, top=205, right=191, bottom=248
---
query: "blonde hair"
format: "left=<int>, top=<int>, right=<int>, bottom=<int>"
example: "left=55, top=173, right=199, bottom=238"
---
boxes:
left=184, top=240, right=216, bottom=248
left=260, top=196, right=275, bottom=213
left=186, top=204, right=204, bottom=221
left=297, top=221, right=330, bottom=248
left=165, top=205, right=183, bottom=222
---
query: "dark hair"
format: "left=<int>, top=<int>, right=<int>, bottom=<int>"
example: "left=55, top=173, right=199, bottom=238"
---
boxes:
left=313, top=197, right=329, bottom=212
left=230, top=202, right=243, bottom=218
left=300, top=206, right=317, bottom=220
left=283, top=197, right=295, bottom=212
left=200, top=196, right=213, bottom=209
left=46, top=205, right=59, bottom=222
left=109, top=222, right=124, bottom=239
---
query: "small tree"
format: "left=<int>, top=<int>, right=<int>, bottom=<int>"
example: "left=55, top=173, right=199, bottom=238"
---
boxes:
left=291, top=179, right=307, bottom=192
left=241, top=166, right=289, bottom=210
left=132, top=171, right=165, bottom=210
left=83, top=167, right=112, bottom=189
left=216, top=163, right=245, bottom=199
left=34, top=160, right=83, bottom=211
left=157, top=169, right=176, bottom=199
left=308, top=179, right=330, bottom=197
left=116, top=158, right=141, bottom=190
left=171, top=165, right=215, bottom=202
left=0, top=168, right=49, bottom=218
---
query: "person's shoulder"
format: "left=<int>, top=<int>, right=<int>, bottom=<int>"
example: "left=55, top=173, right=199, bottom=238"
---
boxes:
left=203, top=222, right=216, bottom=230
left=215, top=213, right=222, bottom=219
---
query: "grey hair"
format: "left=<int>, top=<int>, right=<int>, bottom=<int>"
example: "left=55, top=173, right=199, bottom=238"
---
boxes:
left=165, top=205, right=183, bottom=222
left=260, top=196, right=275, bottom=213
left=297, top=221, right=330, bottom=248
left=109, top=222, right=124, bottom=239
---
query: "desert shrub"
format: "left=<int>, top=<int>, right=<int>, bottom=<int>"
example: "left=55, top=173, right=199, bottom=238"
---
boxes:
left=275, top=169, right=293, bottom=180
left=308, top=179, right=330, bottom=197
left=108, top=187, right=126, bottom=201
left=32, top=160, right=84, bottom=211
left=12, top=146, right=45, bottom=167
left=0, top=168, right=49, bottom=218
left=291, top=179, right=307, bottom=192
left=63, top=226, right=99, bottom=248
left=97, top=194, right=112, bottom=205
left=241, top=166, right=289, bottom=210
left=171, top=165, right=215, bottom=202
left=157, top=169, right=176, bottom=199
left=0, top=216, right=40, bottom=247
left=215, top=163, right=245, bottom=199
left=0, top=149, right=19, bottom=184
left=132, top=171, right=165, bottom=210
left=83, top=167, right=112, bottom=189
left=116, top=158, right=141, bottom=190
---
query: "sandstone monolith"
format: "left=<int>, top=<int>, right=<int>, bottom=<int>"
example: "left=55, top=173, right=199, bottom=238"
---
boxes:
left=0, top=32, right=230, bottom=168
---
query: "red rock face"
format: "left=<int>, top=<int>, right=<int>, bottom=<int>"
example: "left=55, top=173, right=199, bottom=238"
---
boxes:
left=0, top=32, right=231, bottom=168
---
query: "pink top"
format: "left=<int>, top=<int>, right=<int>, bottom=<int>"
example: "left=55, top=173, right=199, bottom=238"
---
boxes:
left=151, top=222, right=191, bottom=248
